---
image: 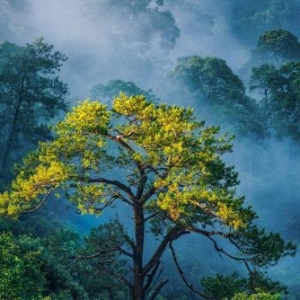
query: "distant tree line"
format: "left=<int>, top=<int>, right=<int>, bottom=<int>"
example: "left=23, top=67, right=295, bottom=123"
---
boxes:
left=0, top=28, right=300, bottom=299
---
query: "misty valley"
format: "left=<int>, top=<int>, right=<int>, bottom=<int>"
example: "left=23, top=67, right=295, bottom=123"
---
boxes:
left=1, top=0, right=300, bottom=299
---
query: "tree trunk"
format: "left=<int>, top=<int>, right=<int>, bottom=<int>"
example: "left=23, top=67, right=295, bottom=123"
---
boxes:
left=1, top=95, right=22, bottom=170
left=2, top=72, right=26, bottom=171
left=132, top=201, right=145, bottom=300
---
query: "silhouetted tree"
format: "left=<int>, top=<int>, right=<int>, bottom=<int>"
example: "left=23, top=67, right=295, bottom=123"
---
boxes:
left=250, top=61, right=300, bottom=140
left=252, top=29, right=300, bottom=65
left=0, top=38, right=68, bottom=186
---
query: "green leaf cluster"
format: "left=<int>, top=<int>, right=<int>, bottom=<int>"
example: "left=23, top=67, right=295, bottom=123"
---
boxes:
left=0, top=94, right=295, bottom=298
left=0, top=37, right=68, bottom=186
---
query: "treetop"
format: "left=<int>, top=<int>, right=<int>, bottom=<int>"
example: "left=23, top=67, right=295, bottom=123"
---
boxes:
left=1, top=95, right=256, bottom=230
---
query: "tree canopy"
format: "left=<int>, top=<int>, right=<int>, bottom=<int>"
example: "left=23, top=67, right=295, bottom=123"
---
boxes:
left=0, top=38, right=68, bottom=187
left=250, top=61, right=300, bottom=140
left=0, top=94, right=295, bottom=299
left=90, top=79, right=159, bottom=103
left=252, top=29, right=300, bottom=65
left=168, top=55, right=264, bottom=137
left=169, top=56, right=245, bottom=102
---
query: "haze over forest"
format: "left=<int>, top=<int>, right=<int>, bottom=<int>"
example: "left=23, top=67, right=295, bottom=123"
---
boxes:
left=1, top=0, right=300, bottom=299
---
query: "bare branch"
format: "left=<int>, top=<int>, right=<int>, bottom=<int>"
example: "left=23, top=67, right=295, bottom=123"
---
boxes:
left=64, top=246, right=132, bottom=268
left=189, top=200, right=219, bottom=219
left=144, top=210, right=161, bottom=222
left=206, top=235, right=247, bottom=262
left=117, top=246, right=134, bottom=259
left=115, top=215, right=136, bottom=252
left=169, top=242, right=215, bottom=300
left=64, top=250, right=103, bottom=269
left=185, top=225, right=248, bottom=263
left=106, top=133, right=135, bottom=152
left=75, top=175, right=135, bottom=200
left=140, top=185, right=157, bottom=203
left=186, top=225, right=230, bottom=238
left=143, top=226, right=186, bottom=276
left=146, top=165, right=168, bottom=179
left=106, top=132, right=149, bottom=202
left=143, top=260, right=161, bottom=295
left=148, top=279, right=169, bottom=300
left=93, top=194, right=119, bottom=214
left=21, top=188, right=52, bottom=214
left=114, top=268, right=133, bottom=289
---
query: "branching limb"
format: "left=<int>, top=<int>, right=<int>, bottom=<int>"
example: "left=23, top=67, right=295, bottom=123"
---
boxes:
left=21, top=188, right=52, bottom=214
left=64, top=246, right=133, bottom=268
left=114, top=268, right=133, bottom=289
left=144, top=210, right=161, bottom=222
left=206, top=235, right=247, bottom=262
left=117, top=246, right=134, bottom=259
left=146, top=166, right=168, bottom=179
left=64, top=250, right=104, bottom=269
left=169, top=242, right=215, bottom=300
left=148, top=279, right=169, bottom=300
left=143, top=226, right=187, bottom=277
left=143, top=260, right=161, bottom=295
left=116, top=214, right=136, bottom=251
left=106, top=132, right=149, bottom=202
left=75, top=175, right=135, bottom=201
left=186, top=225, right=231, bottom=238
left=140, top=186, right=157, bottom=203
left=93, top=194, right=119, bottom=214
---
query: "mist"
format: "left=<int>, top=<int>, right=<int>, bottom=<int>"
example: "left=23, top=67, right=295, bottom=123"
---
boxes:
left=10, top=0, right=253, bottom=99
left=2, top=0, right=300, bottom=298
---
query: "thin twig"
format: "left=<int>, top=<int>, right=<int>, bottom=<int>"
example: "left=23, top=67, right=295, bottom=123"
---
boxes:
left=21, top=188, right=52, bottom=214
left=169, top=241, right=215, bottom=300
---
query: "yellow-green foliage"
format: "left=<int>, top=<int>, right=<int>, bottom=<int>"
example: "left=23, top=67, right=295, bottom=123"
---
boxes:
left=0, top=94, right=254, bottom=230
left=231, top=292, right=281, bottom=300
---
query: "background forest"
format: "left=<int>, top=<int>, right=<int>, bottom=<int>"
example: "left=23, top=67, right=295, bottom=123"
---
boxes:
left=1, top=0, right=300, bottom=299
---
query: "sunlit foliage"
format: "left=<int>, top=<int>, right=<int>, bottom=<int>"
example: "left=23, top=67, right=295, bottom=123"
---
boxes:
left=0, top=94, right=295, bottom=299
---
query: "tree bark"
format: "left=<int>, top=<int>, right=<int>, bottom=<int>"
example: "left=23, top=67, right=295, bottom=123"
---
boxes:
left=2, top=94, right=22, bottom=169
left=2, top=71, right=26, bottom=170
left=132, top=201, right=145, bottom=300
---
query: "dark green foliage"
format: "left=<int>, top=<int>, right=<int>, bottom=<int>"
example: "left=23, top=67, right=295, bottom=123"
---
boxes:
left=41, top=229, right=89, bottom=299
left=168, top=55, right=264, bottom=137
left=0, top=38, right=68, bottom=187
left=232, top=223, right=296, bottom=267
left=202, top=271, right=285, bottom=299
left=232, top=292, right=281, bottom=300
left=2, top=1, right=300, bottom=298
left=250, top=61, right=300, bottom=140
left=90, top=79, right=159, bottom=103
left=0, top=215, right=89, bottom=299
left=252, top=29, right=300, bottom=65
left=0, top=233, right=46, bottom=299
left=202, top=273, right=248, bottom=299
left=198, top=223, right=295, bottom=297
left=169, top=56, right=246, bottom=102
left=68, top=221, right=130, bottom=299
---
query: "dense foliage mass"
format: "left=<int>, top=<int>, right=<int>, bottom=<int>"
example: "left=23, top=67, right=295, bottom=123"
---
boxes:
left=2, top=0, right=300, bottom=299
left=0, top=95, right=296, bottom=299
left=0, top=38, right=68, bottom=188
